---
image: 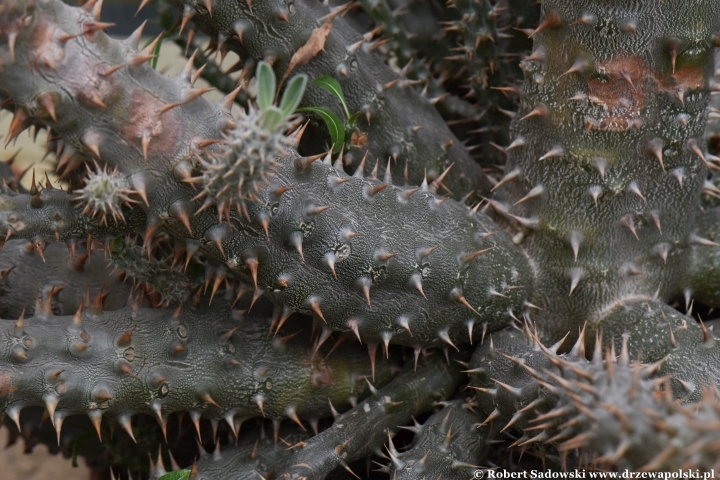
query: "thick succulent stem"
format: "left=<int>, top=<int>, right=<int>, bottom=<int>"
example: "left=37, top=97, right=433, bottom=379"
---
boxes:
left=491, top=0, right=720, bottom=344
left=0, top=0, right=231, bottom=248
left=0, top=296, right=398, bottom=443
left=687, top=207, right=720, bottom=307
left=108, top=237, right=194, bottom=305
left=188, top=425, right=310, bottom=480
left=0, top=184, right=143, bottom=243
left=0, top=149, right=534, bottom=348
left=165, top=0, right=493, bottom=199
left=3, top=0, right=720, bottom=475
left=385, top=399, right=492, bottom=478
left=127, top=350, right=469, bottom=478
left=469, top=325, right=720, bottom=470
left=223, top=150, right=534, bottom=348
left=0, top=0, right=533, bottom=349
left=586, top=298, right=720, bottom=401
left=275, top=347, right=469, bottom=479
left=0, top=239, right=131, bottom=319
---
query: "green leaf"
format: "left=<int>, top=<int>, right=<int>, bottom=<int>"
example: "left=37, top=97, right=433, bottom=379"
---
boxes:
left=140, top=29, right=177, bottom=71
left=256, top=61, right=276, bottom=111
left=298, top=107, right=346, bottom=151
left=313, top=76, right=350, bottom=120
left=157, top=471, right=191, bottom=480
left=71, top=432, right=94, bottom=467
left=262, top=106, right=285, bottom=130
left=347, top=111, right=362, bottom=129
left=159, top=6, right=176, bottom=32
left=280, top=74, right=308, bottom=117
left=111, top=236, right=123, bottom=252
left=150, top=35, right=164, bottom=70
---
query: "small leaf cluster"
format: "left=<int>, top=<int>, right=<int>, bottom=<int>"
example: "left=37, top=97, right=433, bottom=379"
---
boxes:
left=256, top=61, right=307, bottom=130
left=197, top=61, right=309, bottom=216
left=300, top=76, right=361, bottom=151
left=158, top=471, right=190, bottom=480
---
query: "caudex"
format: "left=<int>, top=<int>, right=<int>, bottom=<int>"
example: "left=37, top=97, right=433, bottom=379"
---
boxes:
left=1, top=0, right=720, bottom=478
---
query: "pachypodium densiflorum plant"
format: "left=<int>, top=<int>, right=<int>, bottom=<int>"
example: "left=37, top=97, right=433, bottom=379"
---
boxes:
left=1, top=0, right=720, bottom=478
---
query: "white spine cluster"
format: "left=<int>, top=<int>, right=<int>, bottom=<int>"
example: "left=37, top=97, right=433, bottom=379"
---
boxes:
left=199, top=105, right=295, bottom=216
left=74, top=166, right=135, bottom=224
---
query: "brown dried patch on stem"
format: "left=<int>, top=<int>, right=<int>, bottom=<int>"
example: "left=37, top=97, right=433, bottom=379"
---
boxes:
left=0, top=371, right=16, bottom=397
left=27, top=18, right=67, bottom=70
left=658, top=65, right=705, bottom=99
left=302, top=355, right=335, bottom=387
left=121, top=89, right=181, bottom=161
left=584, top=55, right=707, bottom=133
left=586, top=55, right=648, bottom=132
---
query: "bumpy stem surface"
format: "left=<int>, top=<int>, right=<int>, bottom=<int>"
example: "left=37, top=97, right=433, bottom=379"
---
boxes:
left=0, top=0, right=534, bottom=349
left=470, top=326, right=720, bottom=470
left=0, top=151, right=534, bottom=348
left=386, top=399, right=491, bottom=479
left=687, top=208, right=720, bottom=307
left=0, top=296, right=398, bottom=443
left=0, top=0, right=231, bottom=255
left=166, top=0, right=492, bottom=199
left=491, top=0, right=720, bottom=347
left=0, top=238, right=131, bottom=318
left=275, top=348, right=469, bottom=479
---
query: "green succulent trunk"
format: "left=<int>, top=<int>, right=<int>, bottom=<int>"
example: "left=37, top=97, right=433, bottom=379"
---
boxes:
left=492, top=0, right=720, bottom=346
left=0, top=296, right=397, bottom=441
